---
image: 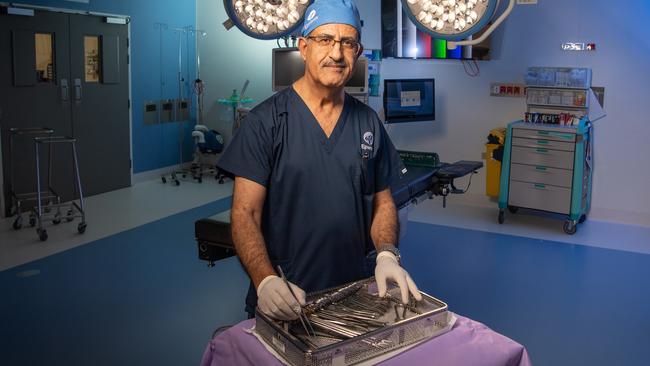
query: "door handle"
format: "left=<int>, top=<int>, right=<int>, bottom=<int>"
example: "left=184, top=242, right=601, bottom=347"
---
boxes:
left=74, top=78, right=82, bottom=101
left=61, top=79, right=69, bottom=101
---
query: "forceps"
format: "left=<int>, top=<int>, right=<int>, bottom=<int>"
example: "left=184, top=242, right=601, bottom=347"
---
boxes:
left=277, top=265, right=316, bottom=337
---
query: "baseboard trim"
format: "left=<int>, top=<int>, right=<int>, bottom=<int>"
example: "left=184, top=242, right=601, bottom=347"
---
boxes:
left=439, top=192, right=650, bottom=228
left=587, top=206, right=650, bottom=228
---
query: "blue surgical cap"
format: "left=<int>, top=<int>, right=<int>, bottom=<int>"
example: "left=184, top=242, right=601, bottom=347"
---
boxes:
left=301, top=0, right=362, bottom=38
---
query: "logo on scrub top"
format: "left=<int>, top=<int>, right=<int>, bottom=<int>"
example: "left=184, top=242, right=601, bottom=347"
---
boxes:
left=361, top=131, right=374, bottom=153
left=363, top=132, right=374, bottom=146
left=307, top=10, right=317, bottom=21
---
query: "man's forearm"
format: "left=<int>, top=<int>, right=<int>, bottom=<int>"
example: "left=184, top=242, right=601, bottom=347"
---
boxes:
left=371, top=189, right=399, bottom=248
left=231, top=207, right=275, bottom=289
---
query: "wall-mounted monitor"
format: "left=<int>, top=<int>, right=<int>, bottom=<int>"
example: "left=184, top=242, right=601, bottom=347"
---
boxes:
left=272, top=48, right=305, bottom=92
left=272, top=48, right=368, bottom=93
left=343, top=56, right=368, bottom=94
left=383, top=79, right=435, bottom=123
left=381, top=0, right=491, bottom=60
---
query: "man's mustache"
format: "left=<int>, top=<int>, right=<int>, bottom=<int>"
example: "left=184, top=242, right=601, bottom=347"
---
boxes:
left=322, top=61, right=347, bottom=68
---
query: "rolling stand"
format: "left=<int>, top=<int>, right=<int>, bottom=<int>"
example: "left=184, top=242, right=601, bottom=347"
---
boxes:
left=8, top=127, right=60, bottom=230
left=32, top=136, right=87, bottom=241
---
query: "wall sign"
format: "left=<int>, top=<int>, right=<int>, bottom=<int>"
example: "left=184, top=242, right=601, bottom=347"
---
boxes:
left=491, top=83, right=527, bottom=98
left=562, top=42, right=596, bottom=51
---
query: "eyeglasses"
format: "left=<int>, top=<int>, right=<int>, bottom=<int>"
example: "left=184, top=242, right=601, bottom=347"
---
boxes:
left=305, top=35, right=361, bottom=53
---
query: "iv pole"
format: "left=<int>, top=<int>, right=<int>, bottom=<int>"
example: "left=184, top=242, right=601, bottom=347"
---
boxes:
left=161, top=26, right=195, bottom=186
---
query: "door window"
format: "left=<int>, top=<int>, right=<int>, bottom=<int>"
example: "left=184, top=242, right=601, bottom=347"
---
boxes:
left=35, top=33, right=55, bottom=83
left=84, top=36, right=101, bottom=82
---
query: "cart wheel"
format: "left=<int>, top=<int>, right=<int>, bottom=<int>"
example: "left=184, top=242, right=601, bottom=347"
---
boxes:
left=498, top=210, right=505, bottom=224
left=218, top=177, right=225, bottom=184
left=508, top=205, right=519, bottom=214
left=13, top=216, right=23, bottom=230
left=174, top=179, right=180, bottom=186
left=198, top=176, right=203, bottom=183
left=182, top=174, right=187, bottom=178
left=37, top=228, right=48, bottom=242
left=29, top=215, right=36, bottom=227
left=78, top=222, right=87, bottom=234
left=579, top=214, right=587, bottom=224
left=162, top=176, right=167, bottom=184
left=563, top=220, right=577, bottom=235
left=66, top=210, right=75, bottom=222
left=53, top=213, right=62, bottom=225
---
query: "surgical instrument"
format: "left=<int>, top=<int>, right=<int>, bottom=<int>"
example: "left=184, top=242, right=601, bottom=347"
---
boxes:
left=277, top=266, right=315, bottom=337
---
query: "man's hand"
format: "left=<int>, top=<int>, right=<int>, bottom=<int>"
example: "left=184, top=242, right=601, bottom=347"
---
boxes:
left=257, top=275, right=307, bottom=321
left=375, top=252, right=423, bottom=304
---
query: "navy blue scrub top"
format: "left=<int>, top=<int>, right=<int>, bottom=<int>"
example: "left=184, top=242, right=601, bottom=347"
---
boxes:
left=217, top=87, right=406, bottom=313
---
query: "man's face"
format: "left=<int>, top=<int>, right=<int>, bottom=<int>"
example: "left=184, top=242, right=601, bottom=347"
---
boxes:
left=299, top=23, right=363, bottom=89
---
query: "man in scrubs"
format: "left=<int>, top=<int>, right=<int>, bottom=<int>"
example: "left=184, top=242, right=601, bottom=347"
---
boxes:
left=218, top=0, right=422, bottom=320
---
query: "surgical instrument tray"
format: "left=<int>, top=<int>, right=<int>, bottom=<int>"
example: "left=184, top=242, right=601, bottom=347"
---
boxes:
left=254, top=278, right=451, bottom=366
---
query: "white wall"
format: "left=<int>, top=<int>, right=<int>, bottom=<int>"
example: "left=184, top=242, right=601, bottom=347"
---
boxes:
left=199, top=0, right=650, bottom=227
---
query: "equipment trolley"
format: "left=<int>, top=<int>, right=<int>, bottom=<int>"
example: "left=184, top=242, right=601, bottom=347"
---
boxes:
left=31, top=136, right=87, bottom=241
left=8, top=127, right=60, bottom=230
left=498, top=119, right=593, bottom=234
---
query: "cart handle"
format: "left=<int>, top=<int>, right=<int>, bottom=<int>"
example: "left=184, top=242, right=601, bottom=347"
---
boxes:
left=9, top=127, right=55, bottom=135
left=33, top=136, right=77, bottom=144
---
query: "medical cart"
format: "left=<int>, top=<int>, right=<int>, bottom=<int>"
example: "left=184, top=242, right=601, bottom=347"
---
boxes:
left=31, top=136, right=87, bottom=241
left=8, top=127, right=60, bottom=230
left=498, top=67, right=596, bottom=235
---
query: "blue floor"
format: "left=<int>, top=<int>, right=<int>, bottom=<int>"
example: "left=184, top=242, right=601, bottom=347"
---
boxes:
left=1, top=202, right=649, bottom=366
left=0, top=197, right=251, bottom=366
left=403, top=222, right=650, bottom=366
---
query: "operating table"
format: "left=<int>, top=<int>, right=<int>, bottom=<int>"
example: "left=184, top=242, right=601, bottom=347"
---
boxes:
left=194, top=156, right=482, bottom=267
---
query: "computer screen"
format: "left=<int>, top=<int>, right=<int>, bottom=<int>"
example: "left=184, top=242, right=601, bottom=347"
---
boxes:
left=383, top=79, right=435, bottom=123
left=272, top=48, right=305, bottom=92
left=345, top=57, right=368, bottom=94
left=272, top=48, right=368, bottom=93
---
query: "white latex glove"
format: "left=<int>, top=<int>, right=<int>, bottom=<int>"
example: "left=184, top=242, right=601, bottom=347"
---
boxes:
left=375, top=252, right=423, bottom=304
left=257, top=275, right=306, bottom=321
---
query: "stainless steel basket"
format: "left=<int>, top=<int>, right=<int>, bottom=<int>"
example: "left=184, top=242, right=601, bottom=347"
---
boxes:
left=255, top=278, right=450, bottom=366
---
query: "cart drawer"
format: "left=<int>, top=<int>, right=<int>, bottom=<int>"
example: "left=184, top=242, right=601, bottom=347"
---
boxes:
left=509, top=181, right=571, bottom=214
left=512, top=137, right=575, bottom=152
left=510, top=163, right=573, bottom=188
left=511, top=146, right=575, bottom=170
left=513, top=128, right=576, bottom=143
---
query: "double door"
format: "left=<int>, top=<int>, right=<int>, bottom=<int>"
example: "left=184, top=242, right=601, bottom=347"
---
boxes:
left=0, top=9, right=131, bottom=216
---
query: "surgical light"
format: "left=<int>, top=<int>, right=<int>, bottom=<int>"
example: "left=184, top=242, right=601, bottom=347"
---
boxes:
left=401, top=0, right=515, bottom=49
left=223, top=0, right=313, bottom=40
